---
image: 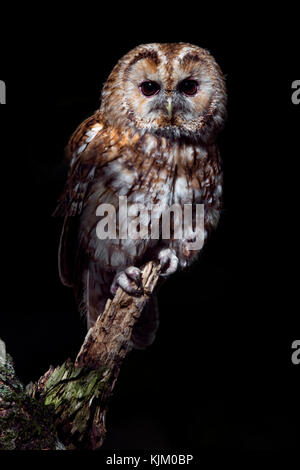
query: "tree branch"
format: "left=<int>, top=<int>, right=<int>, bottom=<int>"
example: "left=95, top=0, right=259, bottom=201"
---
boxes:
left=0, top=261, right=161, bottom=450
left=0, top=339, right=58, bottom=450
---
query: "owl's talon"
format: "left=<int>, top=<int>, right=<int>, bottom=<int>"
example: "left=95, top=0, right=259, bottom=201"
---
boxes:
left=125, top=266, right=142, bottom=284
left=110, top=267, right=143, bottom=296
left=158, top=248, right=179, bottom=277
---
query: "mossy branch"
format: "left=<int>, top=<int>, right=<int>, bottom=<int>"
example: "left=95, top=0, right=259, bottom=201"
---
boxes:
left=0, top=261, right=161, bottom=450
left=0, top=340, right=58, bottom=450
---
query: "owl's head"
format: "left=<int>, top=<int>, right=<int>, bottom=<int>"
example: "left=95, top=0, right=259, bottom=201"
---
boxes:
left=100, top=43, right=226, bottom=143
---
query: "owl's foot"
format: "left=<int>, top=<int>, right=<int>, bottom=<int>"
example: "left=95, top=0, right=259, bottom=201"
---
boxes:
left=110, top=266, right=143, bottom=296
left=158, top=248, right=179, bottom=277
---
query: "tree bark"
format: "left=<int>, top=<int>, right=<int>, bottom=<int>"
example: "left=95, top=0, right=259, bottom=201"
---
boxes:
left=0, top=261, right=161, bottom=450
left=0, top=339, right=58, bottom=450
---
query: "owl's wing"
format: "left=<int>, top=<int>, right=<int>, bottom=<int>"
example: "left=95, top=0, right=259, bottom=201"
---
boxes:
left=54, top=111, right=104, bottom=218
left=53, top=111, right=106, bottom=287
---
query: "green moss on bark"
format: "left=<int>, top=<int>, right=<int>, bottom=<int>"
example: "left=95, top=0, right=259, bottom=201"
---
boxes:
left=41, top=360, right=111, bottom=448
left=0, top=353, right=57, bottom=450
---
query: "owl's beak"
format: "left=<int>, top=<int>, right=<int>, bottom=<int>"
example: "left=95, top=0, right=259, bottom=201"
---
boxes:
left=166, top=98, right=173, bottom=119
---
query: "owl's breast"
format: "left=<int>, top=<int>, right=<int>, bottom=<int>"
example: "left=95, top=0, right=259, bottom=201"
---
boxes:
left=94, top=132, right=221, bottom=213
left=121, top=134, right=221, bottom=209
left=78, top=132, right=222, bottom=268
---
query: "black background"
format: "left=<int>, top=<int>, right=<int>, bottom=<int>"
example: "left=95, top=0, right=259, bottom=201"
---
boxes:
left=0, top=10, right=299, bottom=453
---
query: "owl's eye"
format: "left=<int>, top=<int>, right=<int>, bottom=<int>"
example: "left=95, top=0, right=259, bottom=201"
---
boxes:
left=139, top=81, right=160, bottom=97
left=178, top=79, right=198, bottom=96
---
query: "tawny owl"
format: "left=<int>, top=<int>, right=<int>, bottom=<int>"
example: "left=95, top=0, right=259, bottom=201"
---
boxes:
left=54, top=43, right=227, bottom=348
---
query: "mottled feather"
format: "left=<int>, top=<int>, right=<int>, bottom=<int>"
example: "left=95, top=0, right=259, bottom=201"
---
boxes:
left=54, top=43, right=227, bottom=346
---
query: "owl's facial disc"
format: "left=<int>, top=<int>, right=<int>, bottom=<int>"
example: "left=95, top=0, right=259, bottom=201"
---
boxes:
left=125, top=56, right=223, bottom=139
left=101, top=43, right=226, bottom=142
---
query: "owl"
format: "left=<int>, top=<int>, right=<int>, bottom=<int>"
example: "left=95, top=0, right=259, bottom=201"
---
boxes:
left=54, top=43, right=227, bottom=348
